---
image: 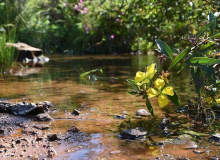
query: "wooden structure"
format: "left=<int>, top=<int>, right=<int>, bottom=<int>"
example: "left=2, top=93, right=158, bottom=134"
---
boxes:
left=6, top=42, right=47, bottom=62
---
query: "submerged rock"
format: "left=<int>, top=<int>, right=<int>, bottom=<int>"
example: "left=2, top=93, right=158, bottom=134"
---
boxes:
left=47, top=134, right=61, bottom=141
left=159, top=117, right=170, bottom=129
left=168, top=134, right=198, bottom=149
left=136, top=109, right=151, bottom=116
left=114, top=114, right=127, bottom=119
left=34, top=124, right=50, bottom=130
left=67, top=126, right=80, bottom=133
left=72, top=109, right=80, bottom=115
left=120, top=127, right=148, bottom=140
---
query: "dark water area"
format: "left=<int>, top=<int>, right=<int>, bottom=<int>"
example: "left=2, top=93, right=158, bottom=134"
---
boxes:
left=0, top=54, right=218, bottom=160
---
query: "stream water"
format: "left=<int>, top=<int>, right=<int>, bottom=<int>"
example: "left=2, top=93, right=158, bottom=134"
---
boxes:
left=0, top=54, right=219, bottom=160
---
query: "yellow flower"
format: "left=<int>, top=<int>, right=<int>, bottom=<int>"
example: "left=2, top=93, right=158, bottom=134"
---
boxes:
left=216, top=99, right=220, bottom=104
left=206, top=97, right=213, bottom=104
left=146, top=63, right=157, bottom=79
left=206, top=97, right=220, bottom=105
left=134, top=63, right=157, bottom=86
left=147, top=78, right=174, bottom=107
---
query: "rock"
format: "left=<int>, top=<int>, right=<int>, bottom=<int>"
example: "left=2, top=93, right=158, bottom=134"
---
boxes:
left=0, top=126, right=14, bottom=136
left=0, top=143, right=11, bottom=148
left=133, top=116, right=142, bottom=119
left=193, top=149, right=205, bottom=154
left=109, top=150, right=121, bottom=154
left=89, top=107, right=99, bottom=112
left=72, top=109, right=80, bottom=115
left=171, top=134, right=198, bottom=149
left=67, top=126, right=80, bottom=133
left=120, top=127, right=148, bottom=140
left=47, top=134, right=61, bottom=141
left=159, top=117, right=170, bottom=129
left=176, top=106, right=189, bottom=113
left=22, top=128, right=41, bottom=135
left=47, top=147, right=57, bottom=158
left=43, top=101, right=53, bottom=107
left=114, top=114, right=127, bottom=119
left=209, top=133, right=220, bottom=142
left=34, top=124, right=50, bottom=130
left=136, top=109, right=151, bottom=116
left=11, top=102, right=37, bottom=115
left=36, top=113, right=53, bottom=121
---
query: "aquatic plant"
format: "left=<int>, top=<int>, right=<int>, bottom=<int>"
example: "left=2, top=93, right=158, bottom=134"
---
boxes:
left=127, top=63, right=181, bottom=116
left=153, top=12, right=220, bottom=124
left=0, top=27, right=16, bottom=72
left=128, top=12, right=220, bottom=125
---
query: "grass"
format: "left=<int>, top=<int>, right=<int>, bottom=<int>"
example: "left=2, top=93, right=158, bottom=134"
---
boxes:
left=0, top=28, right=16, bottom=72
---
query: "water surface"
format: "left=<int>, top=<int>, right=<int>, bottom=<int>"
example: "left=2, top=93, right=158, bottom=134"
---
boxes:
left=1, top=54, right=215, bottom=159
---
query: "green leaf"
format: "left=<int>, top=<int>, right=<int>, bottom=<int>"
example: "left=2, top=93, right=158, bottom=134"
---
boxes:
left=209, top=31, right=220, bottom=39
left=146, top=97, right=154, bottom=116
left=127, top=79, right=138, bottom=86
left=189, top=57, right=220, bottom=65
left=80, top=68, right=103, bottom=77
left=177, top=64, right=187, bottom=74
left=191, top=66, right=204, bottom=97
left=200, top=65, right=216, bottom=85
left=195, top=20, right=215, bottom=38
left=155, top=39, right=173, bottom=60
left=128, top=90, right=139, bottom=95
left=80, top=71, right=91, bottom=77
left=167, top=91, right=181, bottom=106
left=208, top=12, right=216, bottom=34
left=169, top=48, right=189, bottom=70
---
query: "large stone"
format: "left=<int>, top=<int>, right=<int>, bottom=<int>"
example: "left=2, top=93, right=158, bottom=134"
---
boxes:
left=11, top=102, right=37, bottom=115
left=136, top=109, right=151, bottom=116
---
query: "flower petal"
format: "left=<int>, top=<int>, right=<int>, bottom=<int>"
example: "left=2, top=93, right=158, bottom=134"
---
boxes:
left=135, top=71, right=145, bottom=82
left=154, top=78, right=165, bottom=90
left=158, top=95, right=169, bottom=107
left=162, top=86, right=174, bottom=96
left=147, top=88, right=158, bottom=98
left=146, top=64, right=157, bottom=79
left=216, top=99, right=220, bottom=104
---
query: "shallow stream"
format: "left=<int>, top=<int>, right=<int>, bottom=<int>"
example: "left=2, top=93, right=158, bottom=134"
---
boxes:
left=0, top=54, right=220, bottom=160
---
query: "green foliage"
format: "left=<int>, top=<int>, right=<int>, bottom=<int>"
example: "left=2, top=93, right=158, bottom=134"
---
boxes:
left=1, top=0, right=220, bottom=54
left=0, top=27, right=16, bottom=72
left=155, top=12, right=220, bottom=122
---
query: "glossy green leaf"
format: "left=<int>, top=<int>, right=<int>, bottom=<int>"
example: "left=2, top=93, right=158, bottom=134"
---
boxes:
left=146, top=97, right=154, bottom=116
left=191, top=66, right=204, bottom=97
left=208, top=12, right=216, bottom=34
left=189, top=57, right=220, bottom=65
left=167, top=91, right=181, bottom=106
left=155, top=39, right=173, bottom=60
left=195, top=20, right=215, bottom=38
left=169, top=48, right=189, bottom=70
